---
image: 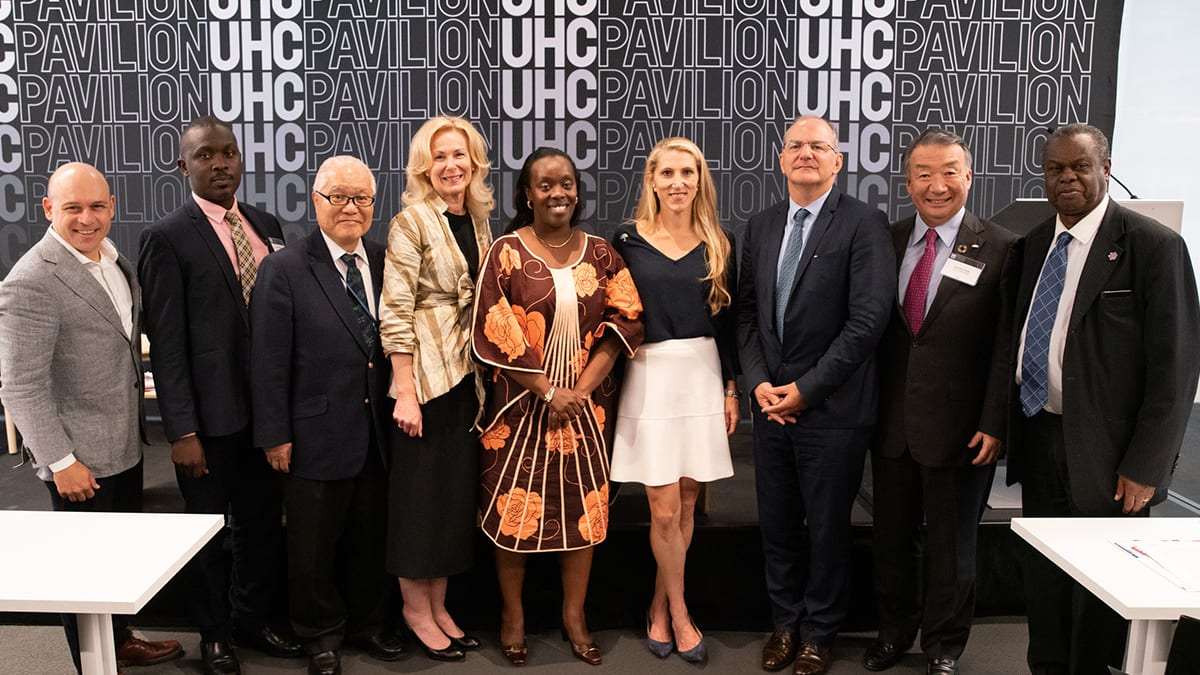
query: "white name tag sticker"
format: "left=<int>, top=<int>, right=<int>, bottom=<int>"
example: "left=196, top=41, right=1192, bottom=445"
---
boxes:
left=942, top=253, right=984, bottom=286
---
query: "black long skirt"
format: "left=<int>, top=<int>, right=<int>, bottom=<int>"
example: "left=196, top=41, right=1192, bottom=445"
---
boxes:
left=385, top=374, right=478, bottom=578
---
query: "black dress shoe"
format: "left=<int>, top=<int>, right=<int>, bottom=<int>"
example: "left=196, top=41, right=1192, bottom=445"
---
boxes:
left=235, top=625, right=303, bottom=658
left=351, top=632, right=407, bottom=661
left=200, top=641, right=240, bottom=675
left=928, top=657, right=959, bottom=674
left=308, top=650, right=341, bottom=675
left=762, top=630, right=798, bottom=671
left=448, top=633, right=481, bottom=651
left=863, top=639, right=907, bottom=671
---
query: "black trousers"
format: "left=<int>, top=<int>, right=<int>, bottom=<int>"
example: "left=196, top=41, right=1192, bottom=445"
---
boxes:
left=753, top=418, right=870, bottom=645
left=174, top=427, right=286, bottom=642
left=1020, top=411, right=1131, bottom=675
left=871, top=450, right=995, bottom=660
left=283, top=452, right=390, bottom=653
left=45, top=460, right=143, bottom=674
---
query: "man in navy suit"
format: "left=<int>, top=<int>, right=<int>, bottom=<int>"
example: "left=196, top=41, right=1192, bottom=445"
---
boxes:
left=138, top=116, right=300, bottom=675
left=1010, top=124, right=1200, bottom=675
left=738, top=116, right=895, bottom=675
left=866, top=129, right=1020, bottom=675
left=250, top=155, right=400, bottom=675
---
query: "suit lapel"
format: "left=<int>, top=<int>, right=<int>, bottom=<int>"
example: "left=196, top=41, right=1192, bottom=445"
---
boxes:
left=891, top=217, right=915, bottom=334
left=1015, top=218, right=1055, bottom=327
left=922, top=213, right=985, bottom=330
left=185, top=200, right=247, bottom=321
left=307, top=231, right=370, bottom=356
left=41, top=235, right=130, bottom=342
left=1069, top=202, right=1124, bottom=330
left=787, top=186, right=842, bottom=298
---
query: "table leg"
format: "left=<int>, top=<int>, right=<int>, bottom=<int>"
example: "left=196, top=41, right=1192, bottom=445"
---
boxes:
left=77, top=613, right=119, bottom=675
left=1124, top=619, right=1173, bottom=675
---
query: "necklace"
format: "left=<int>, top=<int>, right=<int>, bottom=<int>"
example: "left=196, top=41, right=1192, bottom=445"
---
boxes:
left=531, top=227, right=574, bottom=249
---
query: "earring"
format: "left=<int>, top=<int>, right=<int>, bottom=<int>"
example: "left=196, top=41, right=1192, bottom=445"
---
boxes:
left=527, top=200, right=532, bottom=208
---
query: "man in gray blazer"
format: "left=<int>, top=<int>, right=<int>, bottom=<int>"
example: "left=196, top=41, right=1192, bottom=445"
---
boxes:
left=0, top=162, right=182, bottom=673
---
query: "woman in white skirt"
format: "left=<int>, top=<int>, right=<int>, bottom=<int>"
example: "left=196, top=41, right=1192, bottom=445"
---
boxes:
left=611, top=137, right=739, bottom=664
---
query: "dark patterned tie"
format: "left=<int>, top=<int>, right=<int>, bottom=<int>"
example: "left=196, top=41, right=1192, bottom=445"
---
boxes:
left=340, top=253, right=377, bottom=351
left=224, top=210, right=257, bottom=305
left=1020, top=231, right=1073, bottom=416
left=902, top=228, right=939, bottom=334
left=774, top=207, right=809, bottom=340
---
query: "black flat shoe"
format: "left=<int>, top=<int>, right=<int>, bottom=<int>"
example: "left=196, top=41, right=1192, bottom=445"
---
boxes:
left=448, top=633, right=481, bottom=651
left=405, top=624, right=466, bottom=662
left=234, top=625, right=303, bottom=659
left=349, top=632, right=405, bottom=662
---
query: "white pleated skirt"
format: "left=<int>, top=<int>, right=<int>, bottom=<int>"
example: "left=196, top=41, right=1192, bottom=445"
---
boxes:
left=610, top=337, right=734, bottom=486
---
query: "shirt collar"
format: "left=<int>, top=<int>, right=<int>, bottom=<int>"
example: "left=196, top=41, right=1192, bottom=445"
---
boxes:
left=192, top=192, right=240, bottom=224
left=788, top=186, right=833, bottom=227
left=320, top=229, right=367, bottom=266
left=1054, top=194, right=1109, bottom=246
left=911, top=207, right=966, bottom=249
left=47, top=226, right=119, bottom=266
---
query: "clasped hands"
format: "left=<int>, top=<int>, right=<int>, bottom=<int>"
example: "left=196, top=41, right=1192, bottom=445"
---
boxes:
left=546, top=387, right=587, bottom=429
left=754, top=381, right=806, bottom=424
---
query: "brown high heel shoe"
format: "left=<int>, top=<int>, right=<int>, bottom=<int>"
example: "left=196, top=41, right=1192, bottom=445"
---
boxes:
left=560, top=627, right=602, bottom=666
left=500, top=639, right=528, bottom=667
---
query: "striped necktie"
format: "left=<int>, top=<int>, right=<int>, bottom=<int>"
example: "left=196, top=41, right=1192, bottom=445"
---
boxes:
left=774, top=207, right=809, bottom=340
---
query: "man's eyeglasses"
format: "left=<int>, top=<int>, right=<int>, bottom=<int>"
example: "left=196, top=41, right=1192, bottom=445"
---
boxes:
left=315, top=191, right=376, bottom=207
left=782, top=140, right=837, bottom=155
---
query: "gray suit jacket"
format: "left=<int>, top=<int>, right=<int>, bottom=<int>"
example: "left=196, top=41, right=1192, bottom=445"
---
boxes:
left=0, top=231, right=144, bottom=481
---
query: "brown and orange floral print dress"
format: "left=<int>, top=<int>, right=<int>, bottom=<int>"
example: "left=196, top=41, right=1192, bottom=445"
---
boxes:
left=472, top=232, right=643, bottom=552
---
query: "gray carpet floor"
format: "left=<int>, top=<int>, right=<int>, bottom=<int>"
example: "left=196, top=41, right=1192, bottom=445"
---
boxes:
left=0, top=620, right=1031, bottom=674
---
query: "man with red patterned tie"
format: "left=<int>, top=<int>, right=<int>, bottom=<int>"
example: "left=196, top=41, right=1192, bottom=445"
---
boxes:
left=866, top=129, right=1020, bottom=675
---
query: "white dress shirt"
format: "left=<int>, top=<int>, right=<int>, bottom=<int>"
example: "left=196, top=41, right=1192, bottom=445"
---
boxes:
left=1016, top=194, right=1110, bottom=414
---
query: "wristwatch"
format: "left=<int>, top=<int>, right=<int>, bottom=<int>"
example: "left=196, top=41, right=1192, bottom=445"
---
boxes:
left=544, top=386, right=556, bottom=403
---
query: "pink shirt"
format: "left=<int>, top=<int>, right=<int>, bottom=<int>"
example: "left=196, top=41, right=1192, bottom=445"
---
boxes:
left=191, top=193, right=270, bottom=273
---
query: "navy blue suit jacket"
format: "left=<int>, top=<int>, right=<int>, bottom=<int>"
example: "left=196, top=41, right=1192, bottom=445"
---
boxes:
left=138, top=199, right=285, bottom=441
left=737, top=184, right=895, bottom=428
left=249, top=229, right=391, bottom=481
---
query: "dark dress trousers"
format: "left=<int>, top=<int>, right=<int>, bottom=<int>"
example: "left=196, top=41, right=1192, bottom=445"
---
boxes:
left=871, top=212, right=1019, bottom=660
left=138, top=199, right=288, bottom=642
left=1007, top=200, right=1200, bottom=675
left=737, top=185, right=895, bottom=645
left=250, top=229, right=392, bottom=652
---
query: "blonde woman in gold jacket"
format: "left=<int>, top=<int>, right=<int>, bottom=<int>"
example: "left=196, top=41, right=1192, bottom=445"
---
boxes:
left=379, top=116, right=493, bottom=662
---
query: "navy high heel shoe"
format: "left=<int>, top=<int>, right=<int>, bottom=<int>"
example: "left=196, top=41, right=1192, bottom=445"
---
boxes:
left=646, top=609, right=674, bottom=658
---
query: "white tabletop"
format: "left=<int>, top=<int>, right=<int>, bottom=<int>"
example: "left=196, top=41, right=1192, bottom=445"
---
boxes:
left=0, top=511, right=222, bottom=615
left=1012, top=517, right=1200, bottom=621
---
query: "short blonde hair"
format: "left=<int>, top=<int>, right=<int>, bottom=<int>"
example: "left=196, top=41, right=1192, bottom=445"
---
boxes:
left=402, top=116, right=495, bottom=223
left=631, top=137, right=731, bottom=315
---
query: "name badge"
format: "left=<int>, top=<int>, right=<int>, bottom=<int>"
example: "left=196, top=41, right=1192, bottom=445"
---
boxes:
left=268, top=237, right=286, bottom=251
left=942, top=253, right=984, bottom=287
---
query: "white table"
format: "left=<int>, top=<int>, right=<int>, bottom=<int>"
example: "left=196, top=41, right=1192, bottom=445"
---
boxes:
left=1012, top=517, right=1200, bottom=675
left=0, top=511, right=222, bottom=675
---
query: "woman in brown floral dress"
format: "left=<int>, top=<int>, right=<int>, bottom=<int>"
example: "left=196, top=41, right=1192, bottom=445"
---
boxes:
left=471, top=147, right=643, bottom=667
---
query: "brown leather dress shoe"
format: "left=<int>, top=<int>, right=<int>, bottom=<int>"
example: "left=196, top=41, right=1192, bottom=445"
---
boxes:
left=762, top=630, right=798, bottom=671
left=115, top=635, right=184, bottom=666
left=792, top=641, right=832, bottom=675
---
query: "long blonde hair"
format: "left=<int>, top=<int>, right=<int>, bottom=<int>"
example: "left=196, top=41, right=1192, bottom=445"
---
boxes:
left=631, top=137, right=731, bottom=315
left=402, top=116, right=495, bottom=223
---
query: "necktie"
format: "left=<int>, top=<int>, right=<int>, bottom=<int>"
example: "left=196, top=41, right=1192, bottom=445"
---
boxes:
left=341, top=253, right=377, bottom=351
left=774, top=207, right=809, bottom=340
left=902, top=228, right=940, bottom=334
left=224, top=210, right=257, bottom=305
left=1020, top=231, right=1073, bottom=417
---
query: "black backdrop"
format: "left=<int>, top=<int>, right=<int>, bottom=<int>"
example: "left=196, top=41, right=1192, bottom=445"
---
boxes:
left=0, top=0, right=1123, bottom=274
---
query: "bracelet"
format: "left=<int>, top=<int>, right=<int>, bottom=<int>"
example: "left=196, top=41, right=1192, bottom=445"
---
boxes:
left=725, top=389, right=740, bottom=399
left=544, top=386, right=556, bottom=403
